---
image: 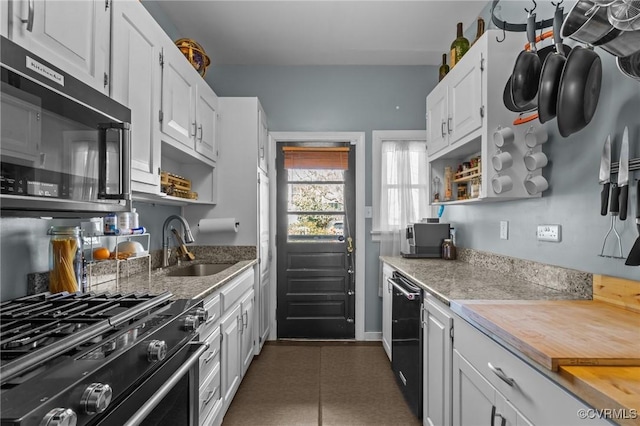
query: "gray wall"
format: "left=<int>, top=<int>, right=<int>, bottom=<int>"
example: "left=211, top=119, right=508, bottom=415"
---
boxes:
left=207, top=65, right=436, bottom=333
left=444, top=51, right=640, bottom=281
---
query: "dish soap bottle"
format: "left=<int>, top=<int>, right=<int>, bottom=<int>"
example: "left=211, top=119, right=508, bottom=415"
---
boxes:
left=438, top=53, right=450, bottom=81
left=450, top=22, right=470, bottom=69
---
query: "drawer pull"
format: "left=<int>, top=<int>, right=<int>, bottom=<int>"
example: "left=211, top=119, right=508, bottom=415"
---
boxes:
left=488, top=362, right=515, bottom=387
left=204, top=387, right=217, bottom=405
left=205, top=313, right=217, bottom=325
left=204, top=348, right=219, bottom=364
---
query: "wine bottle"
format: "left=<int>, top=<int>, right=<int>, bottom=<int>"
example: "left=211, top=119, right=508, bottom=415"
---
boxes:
left=438, top=54, right=450, bottom=81
left=450, top=22, right=470, bottom=69
left=472, top=18, right=485, bottom=46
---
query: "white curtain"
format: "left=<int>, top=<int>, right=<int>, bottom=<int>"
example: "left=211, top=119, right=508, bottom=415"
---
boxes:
left=378, top=140, right=428, bottom=294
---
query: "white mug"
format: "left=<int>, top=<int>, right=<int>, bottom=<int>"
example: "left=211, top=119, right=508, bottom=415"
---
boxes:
left=493, top=126, right=515, bottom=148
left=492, top=174, right=513, bottom=194
left=524, top=151, right=549, bottom=171
left=492, top=151, right=513, bottom=171
left=524, top=175, right=549, bottom=195
left=525, top=125, right=549, bottom=148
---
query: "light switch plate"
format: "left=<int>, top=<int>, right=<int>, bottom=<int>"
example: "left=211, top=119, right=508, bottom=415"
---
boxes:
left=537, top=224, right=561, bottom=242
left=365, top=206, right=373, bottom=218
left=500, top=221, right=508, bottom=240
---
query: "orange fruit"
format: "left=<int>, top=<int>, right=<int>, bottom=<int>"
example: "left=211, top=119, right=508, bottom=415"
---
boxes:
left=93, top=247, right=111, bottom=260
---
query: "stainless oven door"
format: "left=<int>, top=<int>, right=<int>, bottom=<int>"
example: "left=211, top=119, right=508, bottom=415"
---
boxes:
left=94, top=341, right=208, bottom=426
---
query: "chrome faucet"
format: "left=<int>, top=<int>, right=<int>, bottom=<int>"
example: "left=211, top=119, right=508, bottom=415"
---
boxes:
left=162, top=215, right=195, bottom=267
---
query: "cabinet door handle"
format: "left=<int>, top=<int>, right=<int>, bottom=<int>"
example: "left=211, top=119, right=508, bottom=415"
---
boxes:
left=191, top=122, right=197, bottom=137
left=447, top=117, right=453, bottom=134
left=197, top=124, right=203, bottom=141
left=21, top=0, right=35, bottom=32
left=242, top=312, right=248, bottom=329
left=441, top=121, right=447, bottom=137
left=488, top=362, right=515, bottom=386
left=490, top=406, right=507, bottom=426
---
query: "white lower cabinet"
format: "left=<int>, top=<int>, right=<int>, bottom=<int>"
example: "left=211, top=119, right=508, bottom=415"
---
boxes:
left=381, top=263, right=394, bottom=361
left=198, top=267, right=255, bottom=426
left=423, top=296, right=453, bottom=426
left=453, top=315, right=611, bottom=426
left=220, top=303, right=242, bottom=413
left=240, top=289, right=255, bottom=377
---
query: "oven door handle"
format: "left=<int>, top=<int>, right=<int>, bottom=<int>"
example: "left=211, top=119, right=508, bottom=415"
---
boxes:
left=123, top=341, right=209, bottom=426
left=388, top=278, right=421, bottom=301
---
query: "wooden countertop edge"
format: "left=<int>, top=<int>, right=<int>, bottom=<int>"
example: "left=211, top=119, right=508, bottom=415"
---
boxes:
left=558, top=366, right=640, bottom=426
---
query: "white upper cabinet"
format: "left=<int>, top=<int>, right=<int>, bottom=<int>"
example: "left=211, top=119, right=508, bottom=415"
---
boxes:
left=161, top=41, right=219, bottom=163
left=195, top=85, right=219, bottom=161
left=427, top=30, right=546, bottom=204
left=258, top=105, right=269, bottom=172
left=111, top=0, right=163, bottom=193
left=161, top=44, right=198, bottom=151
left=6, top=0, right=110, bottom=94
left=427, top=44, right=483, bottom=158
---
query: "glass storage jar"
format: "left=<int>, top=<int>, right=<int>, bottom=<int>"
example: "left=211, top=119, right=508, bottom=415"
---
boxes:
left=48, top=226, right=83, bottom=293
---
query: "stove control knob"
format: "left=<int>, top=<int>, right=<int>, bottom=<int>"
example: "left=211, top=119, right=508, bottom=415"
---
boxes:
left=196, top=307, right=209, bottom=323
left=184, top=314, right=200, bottom=331
left=80, top=383, right=113, bottom=414
left=40, top=408, right=77, bottom=426
left=147, top=339, right=167, bottom=362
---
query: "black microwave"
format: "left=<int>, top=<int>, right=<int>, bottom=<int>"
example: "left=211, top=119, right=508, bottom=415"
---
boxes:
left=1, top=36, right=131, bottom=218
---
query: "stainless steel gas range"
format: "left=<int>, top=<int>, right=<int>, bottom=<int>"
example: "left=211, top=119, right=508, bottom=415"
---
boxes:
left=0, top=291, right=209, bottom=426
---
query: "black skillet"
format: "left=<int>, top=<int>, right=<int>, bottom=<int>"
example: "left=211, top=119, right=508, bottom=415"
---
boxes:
left=556, top=44, right=602, bottom=137
left=538, top=7, right=569, bottom=124
left=511, top=13, right=543, bottom=110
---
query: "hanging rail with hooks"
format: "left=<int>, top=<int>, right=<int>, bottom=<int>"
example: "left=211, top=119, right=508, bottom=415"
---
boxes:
left=491, top=0, right=565, bottom=41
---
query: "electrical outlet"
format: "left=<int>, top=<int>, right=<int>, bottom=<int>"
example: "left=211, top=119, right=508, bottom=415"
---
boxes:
left=537, top=225, right=562, bottom=242
left=500, top=221, right=509, bottom=240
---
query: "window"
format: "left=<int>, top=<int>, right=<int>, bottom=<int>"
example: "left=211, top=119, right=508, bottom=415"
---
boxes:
left=372, top=131, right=429, bottom=240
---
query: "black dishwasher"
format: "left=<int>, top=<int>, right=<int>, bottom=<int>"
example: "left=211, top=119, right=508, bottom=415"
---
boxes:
left=389, top=272, right=423, bottom=419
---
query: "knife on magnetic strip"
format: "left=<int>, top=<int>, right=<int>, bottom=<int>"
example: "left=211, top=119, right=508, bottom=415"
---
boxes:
left=599, top=135, right=611, bottom=216
left=619, top=127, right=629, bottom=221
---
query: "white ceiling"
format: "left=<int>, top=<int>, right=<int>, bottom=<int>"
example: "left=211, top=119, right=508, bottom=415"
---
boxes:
left=149, top=1, right=489, bottom=66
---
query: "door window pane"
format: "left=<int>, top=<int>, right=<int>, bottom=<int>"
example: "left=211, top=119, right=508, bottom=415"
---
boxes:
left=288, top=183, right=344, bottom=212
left=287, top=214, right=345, bottom=242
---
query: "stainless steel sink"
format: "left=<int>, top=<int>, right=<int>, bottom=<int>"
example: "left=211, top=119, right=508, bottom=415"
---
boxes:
left=166, top=263, right=235, bottom=277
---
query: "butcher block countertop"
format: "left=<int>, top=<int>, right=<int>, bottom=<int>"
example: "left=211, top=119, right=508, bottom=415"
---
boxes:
left=450, top=275, right=640, bottom=426
left=452, top=299, right=640, bottom=371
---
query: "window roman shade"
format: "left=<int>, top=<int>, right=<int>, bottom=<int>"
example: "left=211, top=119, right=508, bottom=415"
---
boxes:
left=282, top=146, right=349, bottom=170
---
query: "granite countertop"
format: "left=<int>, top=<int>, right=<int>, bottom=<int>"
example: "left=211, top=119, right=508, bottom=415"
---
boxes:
left=88, top=259, right=258, bottom=300
left=380, top=256, right=586, bottom=305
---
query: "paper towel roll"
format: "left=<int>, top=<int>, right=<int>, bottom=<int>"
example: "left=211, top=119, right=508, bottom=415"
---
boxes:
left=198, top=218, right=239, bottom=233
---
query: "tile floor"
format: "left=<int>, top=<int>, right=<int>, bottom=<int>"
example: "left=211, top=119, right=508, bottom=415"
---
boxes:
left=222, top=342, right=420, bottom=426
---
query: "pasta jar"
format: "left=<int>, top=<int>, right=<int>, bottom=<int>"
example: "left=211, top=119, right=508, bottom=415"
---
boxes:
left=48, top=226, right=83, bottom=293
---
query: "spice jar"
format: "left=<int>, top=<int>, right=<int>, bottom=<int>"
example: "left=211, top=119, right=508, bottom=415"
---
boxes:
left=442, top=238, right=457, bottom=260
left=48, top=226, right=83, bottom=293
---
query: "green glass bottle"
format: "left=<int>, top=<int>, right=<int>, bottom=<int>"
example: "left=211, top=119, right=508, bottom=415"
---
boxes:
left=450, top=22, right=470, bottom=69
left=438, top=54, right=450, bottom=81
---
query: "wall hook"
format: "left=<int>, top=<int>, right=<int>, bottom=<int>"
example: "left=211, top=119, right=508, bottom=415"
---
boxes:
left=496, top=25, right=506, bottom=42
left=524, top=0, right=537, bottom=14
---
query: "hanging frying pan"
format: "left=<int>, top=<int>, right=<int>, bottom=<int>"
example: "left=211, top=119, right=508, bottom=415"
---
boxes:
left=538, top=7, right=569, bottom=123
left=511, top=14, right=543, bottom=109
left=504, top=30, right=559, bottom=113
left=556, top=45, right=602, bottom=137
